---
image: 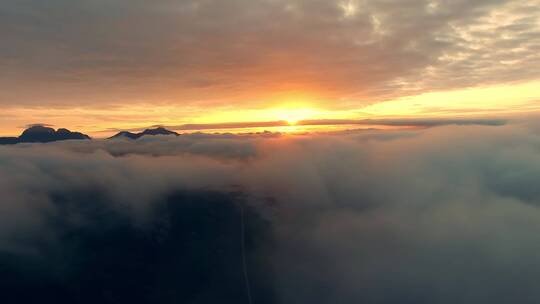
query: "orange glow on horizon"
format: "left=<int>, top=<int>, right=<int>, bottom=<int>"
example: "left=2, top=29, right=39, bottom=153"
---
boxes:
left=0, top=81, right=539, bottom=138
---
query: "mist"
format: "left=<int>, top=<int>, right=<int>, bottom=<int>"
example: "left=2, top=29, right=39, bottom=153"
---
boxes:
left=2, top=120, right=540, bottom=303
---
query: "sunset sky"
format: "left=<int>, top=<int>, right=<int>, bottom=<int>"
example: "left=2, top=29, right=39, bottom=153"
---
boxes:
left=1, top=0, right=540, bottom=136
left=4, top=2, right=540, bottom=302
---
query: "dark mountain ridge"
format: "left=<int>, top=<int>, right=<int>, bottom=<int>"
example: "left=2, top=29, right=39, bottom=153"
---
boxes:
left=0, top=126, right=91, bottom=145
left=109, top=127, right=179, bottom=140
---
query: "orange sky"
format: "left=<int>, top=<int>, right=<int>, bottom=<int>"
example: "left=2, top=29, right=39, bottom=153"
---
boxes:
left=2, top=80, right=539, bottom=137
left=1, top=0, right=539, bottom=137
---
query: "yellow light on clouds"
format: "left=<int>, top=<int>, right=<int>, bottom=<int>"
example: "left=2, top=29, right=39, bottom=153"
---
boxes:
left=361, top=81, right=540, bottom=117
left=198, top=106, right=353, bottom=125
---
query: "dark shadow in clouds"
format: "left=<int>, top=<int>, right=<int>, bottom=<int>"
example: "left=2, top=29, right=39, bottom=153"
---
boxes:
left=0, top=190, right=274, bottom=304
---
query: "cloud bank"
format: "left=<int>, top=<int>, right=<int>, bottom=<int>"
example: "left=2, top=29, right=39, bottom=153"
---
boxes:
left=1, top=0, right=539, bottom=108
left=2, top=120, right=540, bottom=303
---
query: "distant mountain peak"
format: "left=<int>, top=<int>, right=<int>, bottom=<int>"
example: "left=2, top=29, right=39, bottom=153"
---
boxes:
left=110, top=127, right=179, bottom=140
left=141, top=127, right=178, bottom=136
left=0, top=125, right=91, bottom=145
left=20, top=125, right=55, bottom=136
left=109, top=131, right=140, bottom=140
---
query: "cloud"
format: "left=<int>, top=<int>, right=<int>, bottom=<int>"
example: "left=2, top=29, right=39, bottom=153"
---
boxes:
left=129, top=118, right=508, bottom=132
left=53, top=132, right=264, bottom=158
left=84, top=118, right=506, bottom=136
left=299, top=117, right=508, bottom=127
left=1, top=0, right=539, bottom=109
left=3, top=120, right=540, bottom=302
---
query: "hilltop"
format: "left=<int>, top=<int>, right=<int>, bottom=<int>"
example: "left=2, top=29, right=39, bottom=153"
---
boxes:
left=0, top=125, right=91, bottom=145
left=109, top=127, right=179, bottom=140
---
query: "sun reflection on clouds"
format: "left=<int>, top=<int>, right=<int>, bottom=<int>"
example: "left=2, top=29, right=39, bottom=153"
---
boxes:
left=361, top=81, right=540, bottom=117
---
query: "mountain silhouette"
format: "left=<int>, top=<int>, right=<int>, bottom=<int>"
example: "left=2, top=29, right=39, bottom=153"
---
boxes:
left=0, top=137, right=18, bottom=145
left=110, top=127, right=179, bottom=140
left=0, top=125, right=91, bottom=145
left=109, top=131, right=140, bottom=140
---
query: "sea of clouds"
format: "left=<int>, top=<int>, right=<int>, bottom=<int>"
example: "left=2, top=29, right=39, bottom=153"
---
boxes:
left=2, top=118, right=540, bottom=303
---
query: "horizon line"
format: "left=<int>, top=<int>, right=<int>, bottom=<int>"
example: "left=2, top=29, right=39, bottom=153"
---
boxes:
left=1, top=117, right=509, bottom=138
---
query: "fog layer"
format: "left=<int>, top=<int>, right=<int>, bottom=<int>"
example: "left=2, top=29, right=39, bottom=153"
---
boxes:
left=2, top=121, right=540, bottom=303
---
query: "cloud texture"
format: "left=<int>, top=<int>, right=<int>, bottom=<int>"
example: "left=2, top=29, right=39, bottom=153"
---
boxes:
left=2, top=120, right=540, bottom=303
left=1, top=0, right=539, bottom=108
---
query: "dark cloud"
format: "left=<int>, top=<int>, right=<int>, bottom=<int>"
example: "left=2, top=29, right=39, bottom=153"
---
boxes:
left=299, top=117, right=508, bottom=127
left=23, top=123, right=55, bottom=128
left=0, top=0, right=538, bottom=108
left=139, top=118, right=508, bottom=132
left=3, top=120, right=540, bottom=302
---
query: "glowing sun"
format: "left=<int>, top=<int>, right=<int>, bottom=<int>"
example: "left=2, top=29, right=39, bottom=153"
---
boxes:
left=273, top=108, right=322, bottom=125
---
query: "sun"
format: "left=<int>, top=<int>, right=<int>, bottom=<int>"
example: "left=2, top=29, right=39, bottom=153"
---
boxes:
left=272, top=108, right=321, bottom=125
left=286, top=117, right=299, bottom=125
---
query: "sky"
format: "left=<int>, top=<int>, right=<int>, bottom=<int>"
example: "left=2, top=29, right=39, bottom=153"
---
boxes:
left=3, top=2, right=540, bottom=301
left=1, top=0, right=540, bottom=136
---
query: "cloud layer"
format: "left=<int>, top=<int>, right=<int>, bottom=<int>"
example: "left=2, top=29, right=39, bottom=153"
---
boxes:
left=1, top=0, right=539, bottom=108
left=3, top=120, right=540, bottom=302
